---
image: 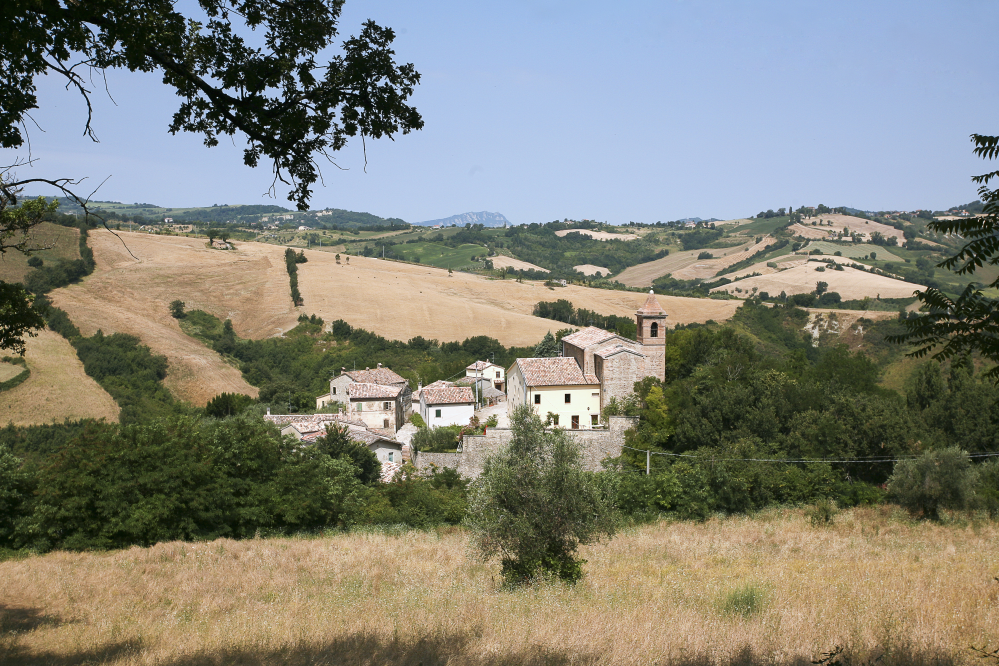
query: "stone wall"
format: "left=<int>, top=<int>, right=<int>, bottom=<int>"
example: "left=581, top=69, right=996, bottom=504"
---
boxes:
left=412, top=416, right=638, bottom=479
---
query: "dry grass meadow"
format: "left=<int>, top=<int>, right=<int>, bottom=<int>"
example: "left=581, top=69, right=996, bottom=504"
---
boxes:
left=0, top=328, right=119, bottom=426
left=2, top=507, right=996, bottom=666
left=0, top=222, right=80, bottom=284
left=614, top=237, right=772, bottom=288
left=554, top=229, right=640, bottom=241
left=487, top=255, right=549, bottom=273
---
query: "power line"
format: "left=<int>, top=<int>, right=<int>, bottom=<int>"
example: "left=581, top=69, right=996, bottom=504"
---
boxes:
left=615, top=443, right=999, bottom=465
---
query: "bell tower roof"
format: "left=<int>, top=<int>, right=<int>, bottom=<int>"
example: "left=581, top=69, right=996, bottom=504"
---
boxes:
left=637, top=289, right=667, bottom=317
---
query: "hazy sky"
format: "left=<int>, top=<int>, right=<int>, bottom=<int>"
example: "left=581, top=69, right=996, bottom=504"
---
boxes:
left=14, top=0, right=999, bottom=224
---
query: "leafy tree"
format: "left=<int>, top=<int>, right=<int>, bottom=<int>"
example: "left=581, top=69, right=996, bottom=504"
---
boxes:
left=532, top=331, right=559, bottom=358
left=888, top=447, right=977, bottom=519
left=815, top=281, right=828, bottom=296
left=315, top=423, right=381, bottom=485
left=3, top=0, right=423, bottom=210
left=890, top=134, right=999, bottom=379
left=169, top=300, right=186, bottom=319
left=0, top=281, right=45, bottom=355
left=0, top=443, right=32, bottom=546
left=466, top=405, right=616, bottom=585
left=204, top=392, right=254, bottom=418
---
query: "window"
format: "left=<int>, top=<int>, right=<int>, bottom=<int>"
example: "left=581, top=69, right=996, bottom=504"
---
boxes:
left=551, top=415, right=559, bottom=426
left=650, top=322, right=659, bottom=338
left=383, top=401, right=391, bottom=410
left=592, top=392, right=599, bottom=398
left=496, top=371, right=501, bottom=378
left=571, top=415, right=579, bottom=429
left=331, top=387, right=336, bottom=395
left=534, top=394, right=541, bottom=405
left=388, top=452, right=394, bottom=462
left=591, top=415, right=599, bottom=426
left=357, top=402, right=362, bottom=412
left=435, top=409, right=442, bottom=418
left=383, top=418, right=390, bottom=428
left=565, top=393, right=571, bottom=404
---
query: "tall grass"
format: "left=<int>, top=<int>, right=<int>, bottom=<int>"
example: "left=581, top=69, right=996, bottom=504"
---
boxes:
left=2, top=507, right=997, bottom=665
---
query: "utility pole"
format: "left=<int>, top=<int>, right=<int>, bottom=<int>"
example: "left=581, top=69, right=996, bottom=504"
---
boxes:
left=646, top=449, right=650, bottom=475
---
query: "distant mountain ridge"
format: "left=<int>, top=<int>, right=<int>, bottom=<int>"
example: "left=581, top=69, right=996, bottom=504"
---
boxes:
left=415, top=211, right=510, bottom=227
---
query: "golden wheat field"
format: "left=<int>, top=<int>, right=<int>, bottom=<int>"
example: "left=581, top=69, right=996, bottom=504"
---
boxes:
left=710, top=264, right=925, bottom=301
left=613, top=237, right=772, bottom=288
left=0, top=328, right=119, bottom=426
left=2, top=508, right=996, bottom=666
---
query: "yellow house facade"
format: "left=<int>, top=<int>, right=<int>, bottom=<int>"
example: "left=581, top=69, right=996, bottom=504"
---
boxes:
left=507, top=357, right=601, bottom=430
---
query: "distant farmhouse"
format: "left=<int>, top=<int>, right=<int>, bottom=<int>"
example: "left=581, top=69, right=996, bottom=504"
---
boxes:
left=315, top=364, right=413, bottom=432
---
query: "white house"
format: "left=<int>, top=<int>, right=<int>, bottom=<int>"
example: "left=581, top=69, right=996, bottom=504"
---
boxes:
left=506, top=357, right=601, bottom=430
left=466, top=360, right=505, bottom=392
left=420, top=386, right=475, bottom=428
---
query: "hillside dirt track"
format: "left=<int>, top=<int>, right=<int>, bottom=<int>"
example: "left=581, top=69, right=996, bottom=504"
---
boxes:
left=0, top=328, right=119, bottom=425
left=296, top=251, right=744, bottom=346
left=711, top=263, right=925, bottom=300
left=49, top=231, right=281, bottom=405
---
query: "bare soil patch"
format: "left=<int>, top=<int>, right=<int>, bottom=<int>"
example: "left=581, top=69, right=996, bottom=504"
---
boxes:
left=488, top=255, right=549, bottom=273
left=554, top=228, right=639, bottom=241
left=0, top=328, right=119, bottom=425
left=48, top=231, right=281, bottom=405
left=711, top=263, right=924, bottom=300
left=573, top=264, right=610, bottom=276
left=2, top=508, right=995, bottom=666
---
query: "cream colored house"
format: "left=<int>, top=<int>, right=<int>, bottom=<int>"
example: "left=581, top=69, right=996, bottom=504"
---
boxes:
left=466, top=360, right=505, bottom=392
left=506, top=357, right=601, bottom=430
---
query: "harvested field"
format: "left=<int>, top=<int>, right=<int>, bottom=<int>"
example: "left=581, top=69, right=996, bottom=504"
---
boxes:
left=794, top=214, right=907, bottom=244
left=801, top=241, right=902, bottom=262
left=0, top=328, right=118, bottom=426
left=554, top=228, right=638, bottom=241
left=296, top=252, right=741, bottom=345
left=3, top=508, right=996, bottom=666
left=48, top=230, right=280, bottom=405
left=711, top=263, right=925, bottom=300
left=574, top=264, right=610, bottom=276
left=0, top=222, right=80, bottom=284
left=489, top=255, right=549, bottom=273
left=675, top=236, right=774, bottom=280
left=789, top=223, right=840, bottom=240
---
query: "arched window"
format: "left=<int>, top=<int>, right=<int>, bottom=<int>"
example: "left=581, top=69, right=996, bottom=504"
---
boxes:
left=650, top=322, right=658, bottom=338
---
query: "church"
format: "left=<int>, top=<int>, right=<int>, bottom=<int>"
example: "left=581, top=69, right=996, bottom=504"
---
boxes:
left=506, top=290, right=668, bottom=428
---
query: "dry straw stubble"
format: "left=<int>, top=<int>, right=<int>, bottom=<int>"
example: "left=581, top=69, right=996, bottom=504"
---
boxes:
left=2, top=507, right=997, bottom=665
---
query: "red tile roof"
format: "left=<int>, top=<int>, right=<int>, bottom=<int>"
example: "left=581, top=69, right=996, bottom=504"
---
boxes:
left=422, top=386, right=475, bottom=405
left=347, top=383, right=404, bottom=399
left=637, top=290, right=667, bottom=315
left=344, top=367, right=408, bottom=386
left=466, top=360, right=501, bottom=371
left=513, top=357, right=598, bottom=387
left=560, top=326, right=616, bottom=349
left=594, top=344, right=646, bottom=359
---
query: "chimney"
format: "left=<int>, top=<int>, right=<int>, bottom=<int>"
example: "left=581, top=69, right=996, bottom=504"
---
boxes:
left=377, top=362, right=382, bottom=369
left=266, top=407, right=270, bottom=415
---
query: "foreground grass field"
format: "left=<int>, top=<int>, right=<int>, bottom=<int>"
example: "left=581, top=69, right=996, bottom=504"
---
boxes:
left=2, top=507, right=996, bottom=665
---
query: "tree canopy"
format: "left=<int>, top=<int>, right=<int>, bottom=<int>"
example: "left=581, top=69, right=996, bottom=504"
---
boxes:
left=890, top=134, right=999, bottom=379
left=2, top=0, right=423, bottom=209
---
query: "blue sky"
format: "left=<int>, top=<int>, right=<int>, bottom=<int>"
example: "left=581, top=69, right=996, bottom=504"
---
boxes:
left=15, top=0, right=999, bottom=224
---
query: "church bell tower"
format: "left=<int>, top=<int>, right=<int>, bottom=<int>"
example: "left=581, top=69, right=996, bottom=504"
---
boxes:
left=636, top=289, right=668, bottom=381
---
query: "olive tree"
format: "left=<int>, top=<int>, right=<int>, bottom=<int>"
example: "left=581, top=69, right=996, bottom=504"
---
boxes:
left=466, top=405, right=616, bottom=585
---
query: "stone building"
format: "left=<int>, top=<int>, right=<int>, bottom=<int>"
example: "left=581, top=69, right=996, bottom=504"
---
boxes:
left=345, top=382, right=407, bottom=432
left=559, top=290, right=668, bottom=412
left=315, top=363, right=413, bottom=427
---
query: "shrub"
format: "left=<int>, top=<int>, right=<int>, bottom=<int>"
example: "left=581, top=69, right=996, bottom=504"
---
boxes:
left=720, top=583, right=767, bottom=618
left=697, top=251, right=713, bottom=260
left=888, top=447, right=976, bottom=519
left=412, top=425, right=462, bottom=453
left=26, top=256, right=43, bottom=268
left=169, top=299, right=186, bottom=319
left=410, top=413, right=426, bottom=428
left=204, top=392, right=254, bottom=418
left=466, top=405, right=616, bottom=585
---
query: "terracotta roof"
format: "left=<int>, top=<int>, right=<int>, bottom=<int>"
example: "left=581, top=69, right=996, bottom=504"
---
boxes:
left=594, top=344, right=646, bottom=359
left=265, top=413, right=343, bottom=427
left=560, top=326, right=616, bottom=349
left=584, top=373, right=599, bottom=384
left=455, top=376, right=491, bottom=387
left=637, top=290, right=668, bottom=316
left=343, top=367, right=408, bottom=386
left=422, top=386, right=475, bottom=405
left=347, top=383, right=403, bottom=399
left=466, top=360, right=500, bottom=371
left=513, top=357, right=597, bottom=387
left=414, top=380, right=454, bottom=400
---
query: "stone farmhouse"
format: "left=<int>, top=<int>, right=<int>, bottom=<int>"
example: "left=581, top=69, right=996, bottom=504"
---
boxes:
left=315, top=364, right=413, bottom=432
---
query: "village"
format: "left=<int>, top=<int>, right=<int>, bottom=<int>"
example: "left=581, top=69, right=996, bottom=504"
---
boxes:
left=263, top=290, right=672, bottom=481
